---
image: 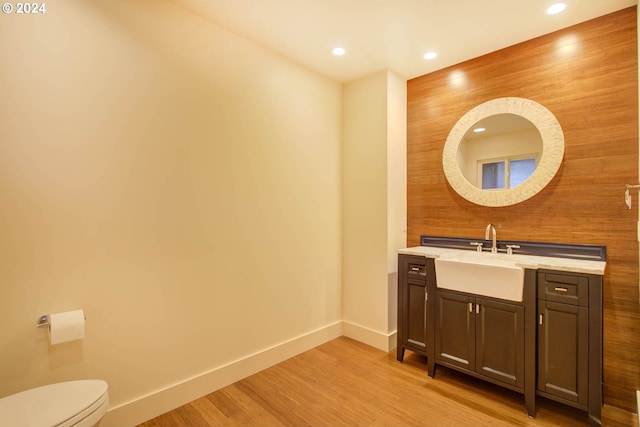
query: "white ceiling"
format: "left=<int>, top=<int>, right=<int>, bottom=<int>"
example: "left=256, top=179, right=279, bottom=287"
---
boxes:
left=173, top=0, right=637, bottom=83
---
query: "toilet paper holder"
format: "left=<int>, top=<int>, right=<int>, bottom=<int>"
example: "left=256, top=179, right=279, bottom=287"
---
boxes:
left=36, top=313, right=86, bottom=329
left=36, top=315, right=51, bottom=329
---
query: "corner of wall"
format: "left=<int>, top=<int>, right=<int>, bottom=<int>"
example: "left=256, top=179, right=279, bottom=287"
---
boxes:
left=341, top=68, right=406, bottom=352
left=342, top=320, right=396, bottom=352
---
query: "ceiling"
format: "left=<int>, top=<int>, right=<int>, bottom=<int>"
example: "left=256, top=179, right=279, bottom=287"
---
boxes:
left=172, top=0, right=637, bottom=83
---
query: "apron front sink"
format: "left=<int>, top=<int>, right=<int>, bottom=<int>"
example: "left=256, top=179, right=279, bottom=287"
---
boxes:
left=434, top=252, right=525, bottom=302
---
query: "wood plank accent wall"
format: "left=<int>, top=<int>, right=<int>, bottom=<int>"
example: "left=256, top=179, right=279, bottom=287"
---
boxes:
left=407, top=7, right=639, bottom=412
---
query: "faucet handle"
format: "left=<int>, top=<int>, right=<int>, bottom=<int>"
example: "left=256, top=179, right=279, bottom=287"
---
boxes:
left=470, top=242, right=484, bottom=253
left=506, top=244, right=520, bottom=255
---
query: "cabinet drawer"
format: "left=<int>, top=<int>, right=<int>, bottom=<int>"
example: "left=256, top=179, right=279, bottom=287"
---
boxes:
left=407, top=262, right=427, bottom=281
left=538, top=271, right=588, bottom=306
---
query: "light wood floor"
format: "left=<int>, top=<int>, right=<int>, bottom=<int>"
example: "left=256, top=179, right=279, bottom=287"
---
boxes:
left=138, top=337, right=637, bottom=426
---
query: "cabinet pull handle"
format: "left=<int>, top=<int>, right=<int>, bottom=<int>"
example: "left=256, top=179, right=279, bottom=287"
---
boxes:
left=469, top=302, right=473, bottom=313
left=539, top=314, right=543, bottom=325
left=425, top=291, right=428, bottom=301
left=554, top=287, right=568, bottom=293
left=476, top=304, right=480, bottom=314
left=411, top=267, right=420, bottom=272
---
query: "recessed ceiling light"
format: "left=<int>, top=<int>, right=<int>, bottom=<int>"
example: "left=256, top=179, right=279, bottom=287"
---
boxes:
left=423, top=51, right=437, bottom=60
left=473, top=127, right=486, bottom=133
left=547, top=3, right=566, bottom=15
left=332, top=47, right=346, bottom=56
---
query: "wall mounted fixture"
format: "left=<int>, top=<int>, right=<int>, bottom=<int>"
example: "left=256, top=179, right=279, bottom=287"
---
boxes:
left=36, top=314, right=50, bottom=329
left=624, top=184, right=640, bottom=209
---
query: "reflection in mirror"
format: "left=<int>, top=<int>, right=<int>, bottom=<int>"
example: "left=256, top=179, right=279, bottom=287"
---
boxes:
left=458, top=114, right=543, bottom=190
left=442, top=97, right=564, bottom=207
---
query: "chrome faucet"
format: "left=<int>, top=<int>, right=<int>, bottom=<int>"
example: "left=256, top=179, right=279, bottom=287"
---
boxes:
left=485, top=223, right=497, bottom=254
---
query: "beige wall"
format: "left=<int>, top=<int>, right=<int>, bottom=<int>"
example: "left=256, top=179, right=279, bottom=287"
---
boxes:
left=342, top=70, right=406, bottom=350
left=386, top=73, right=407, bottom=334
left=342, top=71, right=388, bottom=344
left=0, top=0, right=343, bottom=424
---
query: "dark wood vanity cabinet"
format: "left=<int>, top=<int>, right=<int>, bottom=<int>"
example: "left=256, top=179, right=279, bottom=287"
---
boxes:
left=434, top=291, right=525, bottom=388
left=398, top=258, right=537, bottom=417
left=397, top=254, right=435, bottom=373
left=536, top=270, right=603, bottom=426
left=398, top=239, right=605, bottom=424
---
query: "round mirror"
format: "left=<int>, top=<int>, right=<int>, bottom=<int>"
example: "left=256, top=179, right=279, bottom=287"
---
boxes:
left=443, top=97, right=564, bottom=207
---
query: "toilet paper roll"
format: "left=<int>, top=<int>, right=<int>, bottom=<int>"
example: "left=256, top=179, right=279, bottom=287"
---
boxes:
left=49, top=309, right=85, bottom=345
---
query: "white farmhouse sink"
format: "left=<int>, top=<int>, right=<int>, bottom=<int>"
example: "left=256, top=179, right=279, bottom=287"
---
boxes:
left=434, top=252, right=524, bottom=302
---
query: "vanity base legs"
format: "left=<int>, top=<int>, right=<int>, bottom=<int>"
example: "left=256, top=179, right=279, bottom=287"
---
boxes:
left=525, top=393, right=536, bottom=419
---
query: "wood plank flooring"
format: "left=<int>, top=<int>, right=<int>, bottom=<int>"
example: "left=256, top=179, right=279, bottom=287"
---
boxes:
left=138, top=337, right=637, bottom=426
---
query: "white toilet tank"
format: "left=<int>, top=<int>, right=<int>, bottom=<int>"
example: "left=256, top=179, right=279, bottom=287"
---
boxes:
left=0, top=380, right=109, bottom=427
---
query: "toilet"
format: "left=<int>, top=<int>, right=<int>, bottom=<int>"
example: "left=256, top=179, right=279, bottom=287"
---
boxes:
left=0, top=380, right=108, bottom=427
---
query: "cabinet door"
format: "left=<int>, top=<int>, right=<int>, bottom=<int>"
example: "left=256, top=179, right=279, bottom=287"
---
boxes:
left=402, top=280, right=427, bottom=353
left=435, top=291, right=475, bottom=371
left=475, top=298, right=525, bottom=387
left=537, top=300, right=588, bottom=405
left=398, top=255, right=429, bottom=359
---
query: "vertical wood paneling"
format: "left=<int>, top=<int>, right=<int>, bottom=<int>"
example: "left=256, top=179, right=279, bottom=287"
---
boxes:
left=407, top=7, right=639, bottom=412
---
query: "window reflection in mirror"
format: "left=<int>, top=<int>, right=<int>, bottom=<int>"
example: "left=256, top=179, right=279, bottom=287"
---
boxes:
left=480, top=157, right=537, bottom=190
left=481, top=161, right=505, bottom=189
left=509, top=158, right=536, bottom=187
left=458, top=113, right=542, bottom=189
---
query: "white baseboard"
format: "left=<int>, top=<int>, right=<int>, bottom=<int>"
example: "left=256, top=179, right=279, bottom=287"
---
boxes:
left=342, top=320, right=397, bottom=352
left=101, top=321, right=343, bottom=427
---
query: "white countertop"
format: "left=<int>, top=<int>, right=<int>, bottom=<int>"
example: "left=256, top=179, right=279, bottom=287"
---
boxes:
left=398, top=246, right=606, bottom=275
